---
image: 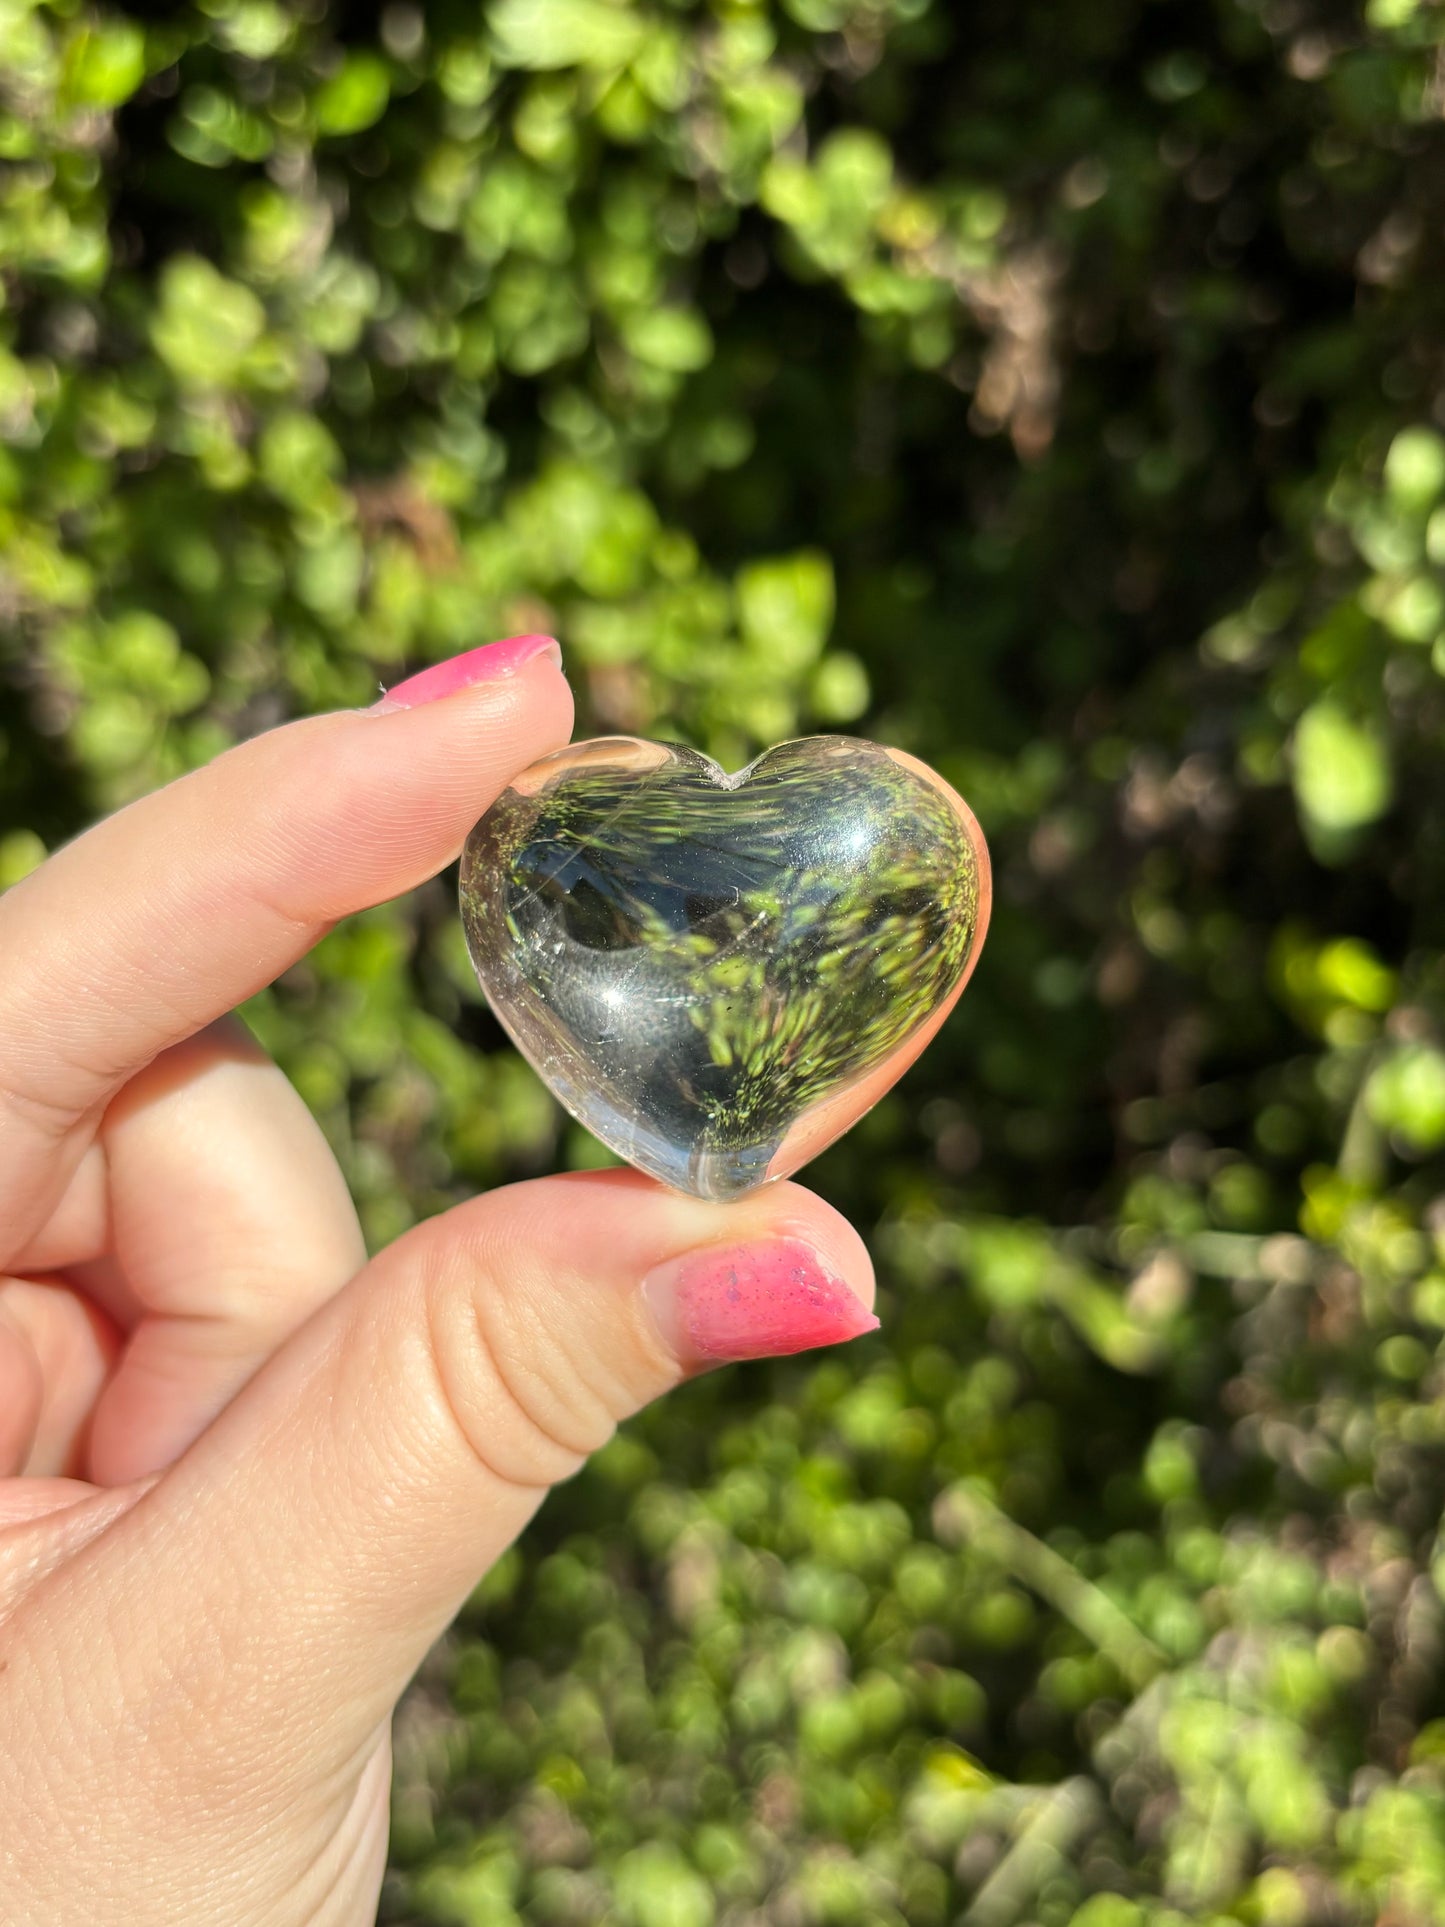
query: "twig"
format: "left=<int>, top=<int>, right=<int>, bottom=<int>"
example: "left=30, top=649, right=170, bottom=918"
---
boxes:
left=934, top=1482, right=1167, bottom=1694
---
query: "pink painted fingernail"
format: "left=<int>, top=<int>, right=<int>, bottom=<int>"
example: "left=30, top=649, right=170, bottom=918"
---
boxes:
left=643, top=1238, right=879, bottom=1364
left=370, top=635, right=563, bottom=712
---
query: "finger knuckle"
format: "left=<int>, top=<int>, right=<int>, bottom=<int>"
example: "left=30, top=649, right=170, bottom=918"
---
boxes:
left=421, top=1231, right=620, bottom=1491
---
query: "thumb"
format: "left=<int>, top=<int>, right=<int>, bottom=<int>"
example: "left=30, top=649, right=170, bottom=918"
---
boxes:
left=21, top=1171, right=874, bottom=1791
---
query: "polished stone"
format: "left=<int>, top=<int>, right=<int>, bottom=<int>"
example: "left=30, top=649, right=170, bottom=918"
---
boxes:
left=460, top=735, right=990, bottom=1200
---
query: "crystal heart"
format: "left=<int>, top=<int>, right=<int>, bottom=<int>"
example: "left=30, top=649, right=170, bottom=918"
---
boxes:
left=459, top=735, right=990, bottom=1200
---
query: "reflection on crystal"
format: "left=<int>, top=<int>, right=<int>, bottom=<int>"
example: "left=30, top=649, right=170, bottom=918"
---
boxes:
left=460, top=735, right=989, bottom=1200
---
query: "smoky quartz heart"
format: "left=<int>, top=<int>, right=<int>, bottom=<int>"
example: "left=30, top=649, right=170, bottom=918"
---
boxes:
left=459, top=735, right=990, bottom=1200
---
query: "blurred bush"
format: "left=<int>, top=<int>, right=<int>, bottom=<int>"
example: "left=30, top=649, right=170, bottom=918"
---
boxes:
left=7, top=0, right=1445, bottom=1919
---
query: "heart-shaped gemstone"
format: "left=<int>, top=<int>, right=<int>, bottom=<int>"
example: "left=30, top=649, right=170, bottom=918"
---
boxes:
left=459, top=735, right=989, bottom=1200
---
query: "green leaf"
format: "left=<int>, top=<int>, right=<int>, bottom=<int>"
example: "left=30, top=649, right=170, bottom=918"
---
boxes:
left=736, top=551, right=835, bottom=668
left=622, top=308, right=713, bottom=373
left=1314, top=936, right=1397, bottom=1013
left=816, top=127, right=893, bottom=214
left=0, top=831, right=47, bottom=890
left=612, top=1845, right=715, bottom=1927
left=414, top=1852, right=523, bottom=1927
left=313, top=52, right=391, bottom=136
left=1385, top=426, right=1445, bottom=511
left=1291, top=700, right=1392, bottom=840
left=1069, top=1901, right=1145, bottom=1927
left=58, top=22, right=147, bottom=112
left=1372, top=571, right=1443, bottom=643
left=1367, top=1046, right=1445, bottom=1152
left=149, top=256, right=266, bottom=388
left=258, top=410, right=344, bottom=505
left=809, top=651, right=870, bottom=722
left=490, top=0, right=645, bottom=71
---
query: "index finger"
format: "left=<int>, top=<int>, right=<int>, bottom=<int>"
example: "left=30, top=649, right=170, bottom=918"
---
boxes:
left=0, top=638, right=572, bottom=1266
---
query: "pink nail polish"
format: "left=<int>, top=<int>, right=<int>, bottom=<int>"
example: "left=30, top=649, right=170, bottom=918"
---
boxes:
left=644, top=1238, right=879, bottom=1364
left=371, top=635, right=563, bottom=712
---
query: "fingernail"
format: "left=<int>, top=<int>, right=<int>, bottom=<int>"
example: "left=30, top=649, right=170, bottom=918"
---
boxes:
left=643, top=1238, right=879, bottom=1365
left=370, top=635, right=563, bottom=712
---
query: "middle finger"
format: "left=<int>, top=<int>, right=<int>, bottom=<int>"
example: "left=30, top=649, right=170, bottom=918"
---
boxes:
left=6, top=1019, right=367, bottom=1485
left=87, top=1016, right=367, bottom=1485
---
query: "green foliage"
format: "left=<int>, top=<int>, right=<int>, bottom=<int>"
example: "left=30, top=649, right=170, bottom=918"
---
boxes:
left=8, top=0, right=1445, bottom=1921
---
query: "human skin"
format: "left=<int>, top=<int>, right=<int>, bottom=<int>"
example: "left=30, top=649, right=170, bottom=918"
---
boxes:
left=0, top=639, right=876, bottom=1925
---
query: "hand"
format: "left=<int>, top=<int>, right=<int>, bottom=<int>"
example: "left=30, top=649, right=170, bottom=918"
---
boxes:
left=0, top=638, right=876, bottom=1925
